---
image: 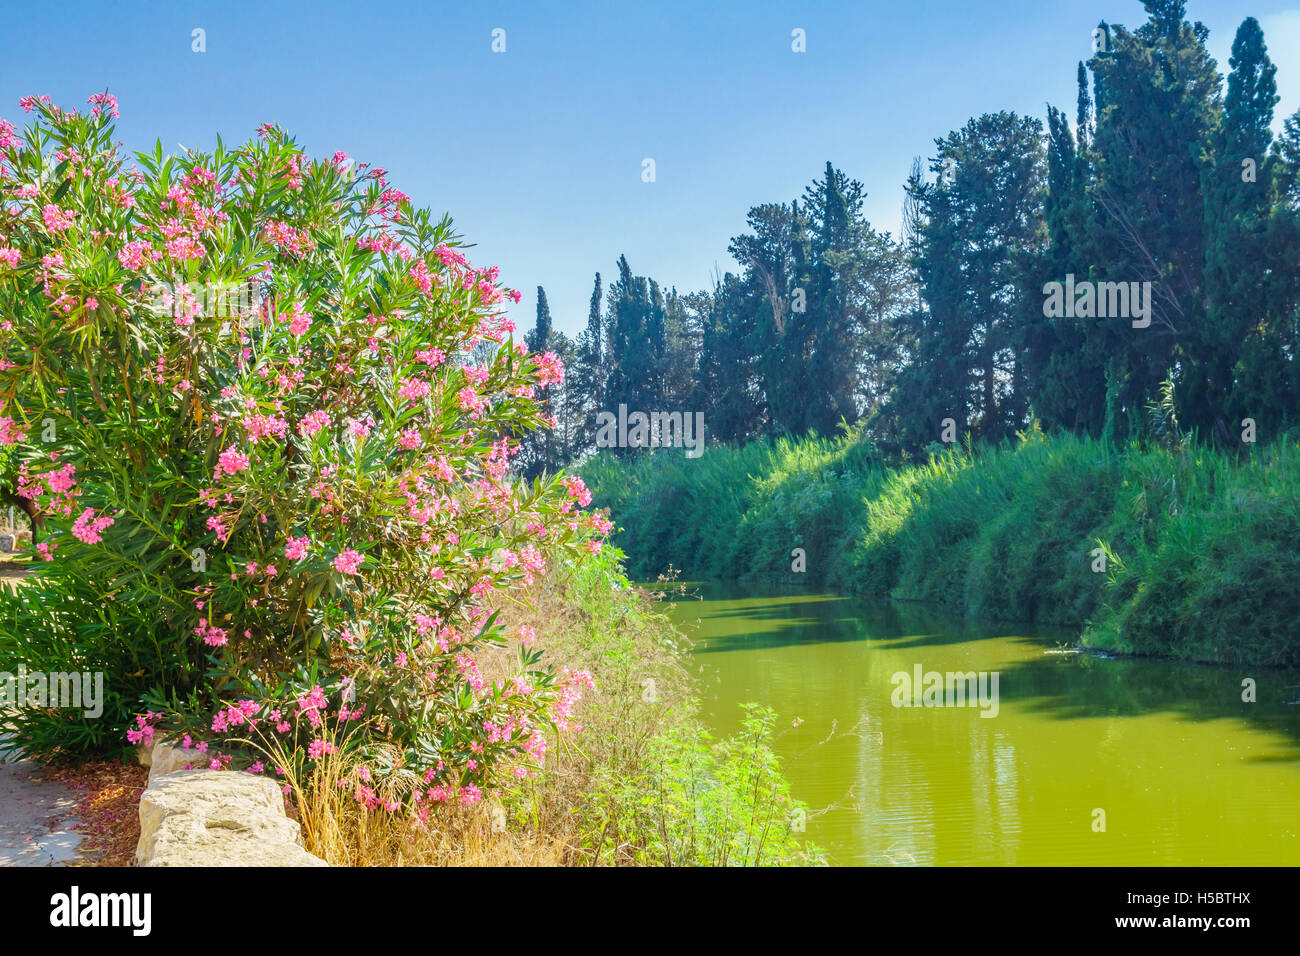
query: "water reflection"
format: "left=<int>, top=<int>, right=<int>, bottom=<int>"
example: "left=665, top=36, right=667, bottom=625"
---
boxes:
left=659, top=580, right=1300, bottom=866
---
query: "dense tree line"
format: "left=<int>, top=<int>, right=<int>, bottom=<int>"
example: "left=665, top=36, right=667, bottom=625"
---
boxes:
left=519, top=1, right=1300, bottom=477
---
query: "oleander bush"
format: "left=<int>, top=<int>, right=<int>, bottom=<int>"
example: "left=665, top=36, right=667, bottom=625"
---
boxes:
left=0, top=93, right=611, bottom=815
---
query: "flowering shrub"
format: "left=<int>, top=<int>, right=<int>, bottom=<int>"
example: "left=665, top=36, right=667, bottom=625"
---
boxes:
left=0, top=94, right=608, bottom=808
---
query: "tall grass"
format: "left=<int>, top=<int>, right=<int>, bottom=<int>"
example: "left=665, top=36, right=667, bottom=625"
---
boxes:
left=273, top=546, right=822, bottom=866
left=583, top=432, right=1300, bottom=666
left=582, top=431, right=885, bottom=585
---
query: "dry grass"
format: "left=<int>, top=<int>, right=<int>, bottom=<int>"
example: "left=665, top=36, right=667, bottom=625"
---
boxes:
left=280, top=555, right=696, bottom=866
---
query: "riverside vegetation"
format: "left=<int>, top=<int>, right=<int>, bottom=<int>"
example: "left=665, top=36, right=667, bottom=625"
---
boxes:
left=262, top=545, right=820, bottom=866
left=0, top=96, right=814, bottom=867
left=531, top=3, right=1300, bottom=673
left=583, top=428, right=1300, bottom=668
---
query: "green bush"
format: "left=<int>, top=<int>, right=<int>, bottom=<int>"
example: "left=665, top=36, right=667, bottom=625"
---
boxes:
left=580, top=702, right=822, bottom=866
left=585, top=431, right=1300, bottom=666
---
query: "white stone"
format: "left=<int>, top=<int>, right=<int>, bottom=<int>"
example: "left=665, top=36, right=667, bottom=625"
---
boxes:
left=135, top=767, right=327, bottom=867
left=145, top=741, right=210, bottom=785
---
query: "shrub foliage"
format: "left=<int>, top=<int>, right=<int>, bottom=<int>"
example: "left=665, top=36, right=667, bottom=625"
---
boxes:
left=0, top=95, right=609, bottom=815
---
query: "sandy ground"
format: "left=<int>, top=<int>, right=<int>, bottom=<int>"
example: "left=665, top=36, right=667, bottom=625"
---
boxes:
left=0, top=737, right=83, bottom=866
left=0, top=559, right=31, bottom=589
left=0, top=563, right=86, bottom=866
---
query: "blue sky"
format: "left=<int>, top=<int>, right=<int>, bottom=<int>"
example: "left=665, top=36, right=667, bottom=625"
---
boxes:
left=4, top=0, right=1300, bottom=335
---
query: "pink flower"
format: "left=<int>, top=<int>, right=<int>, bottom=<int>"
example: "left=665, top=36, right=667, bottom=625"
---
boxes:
left=205, top=514, right=229, bottom=543
left=87, top=92, right=119, bottom=119
left=333, top=548, right=364, bottom=576
left=42, top=204, right=75, bottom=232
left=298, top=409, right=331, bottom=438
left=0, top=248, right=20, bottom=268
left=397, top=378, right=430, bottom=404
left=308, top=739, right=336, bottom=760
left=263, top=220, right=314, bottom=255
left=285, top=535, right=310, bottom=560
left=282, top=301, right=312, bottom=336
left=416, top=348, right=445, bottom=367
left=0, top=417, right=28, bottom=445
left=71, top=507, right=114, bottom=544
left=534, top=351, right=565, bottom=386
left=244, top=413, right=288, bottom=443
left=457, top=387, right=485, bottom=417
left=562, top=476, right=592, bottom=507
left=117, top=240, right=150, bottom=270
left=194, top=619, right=228, bottom=646
left=215, top=444, right=250, bottom=477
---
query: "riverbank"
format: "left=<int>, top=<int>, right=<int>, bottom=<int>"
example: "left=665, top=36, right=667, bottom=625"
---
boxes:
left=464, top=546, right=820, bottom=865
left=582, top=432, right=1300, bottom=667
left=265, top=546, right=820, bottom=866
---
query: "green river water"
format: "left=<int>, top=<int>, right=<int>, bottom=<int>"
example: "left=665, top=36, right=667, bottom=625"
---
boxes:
left=663, top=581, right=1300, bottom=866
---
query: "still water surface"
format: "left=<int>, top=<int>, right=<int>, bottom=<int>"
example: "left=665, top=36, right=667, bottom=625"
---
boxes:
left=662, top=581, right=1300, bottom=866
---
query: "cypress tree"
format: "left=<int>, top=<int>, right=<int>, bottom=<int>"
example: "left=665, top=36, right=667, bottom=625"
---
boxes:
left=1202, top=17, right=1280, bottom=441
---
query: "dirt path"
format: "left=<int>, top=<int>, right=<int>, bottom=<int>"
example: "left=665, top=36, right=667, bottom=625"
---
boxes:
left=0, top=559, right=31, bottom=590
left=0, top=739, right=83, bottom=866
left=1, top=566, right=94, bottom=865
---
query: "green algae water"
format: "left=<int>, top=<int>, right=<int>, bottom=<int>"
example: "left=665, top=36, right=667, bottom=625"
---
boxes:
left=662, top=581, right=1300, bottom=866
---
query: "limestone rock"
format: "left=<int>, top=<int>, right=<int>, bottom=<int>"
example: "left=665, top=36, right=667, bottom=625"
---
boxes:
left=136, top=769, right=327, bottom=867
left=146, top=741, right=210, bottom=785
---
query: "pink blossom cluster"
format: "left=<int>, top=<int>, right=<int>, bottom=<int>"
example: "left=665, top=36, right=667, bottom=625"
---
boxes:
left=71, top=507, right=114, bottom=544
left=244, top=412, right=288, bottom=443
left=126, top=711, right=162, bottom=746
left=86, top=92, right=120, bottom=119
left=215, top=444, right=250, bottom=477
left=298, top=408, right=332, bottom=438
left=333, top=548, right=364, bottom=576
left=534, top=350, right=565, bottom=386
